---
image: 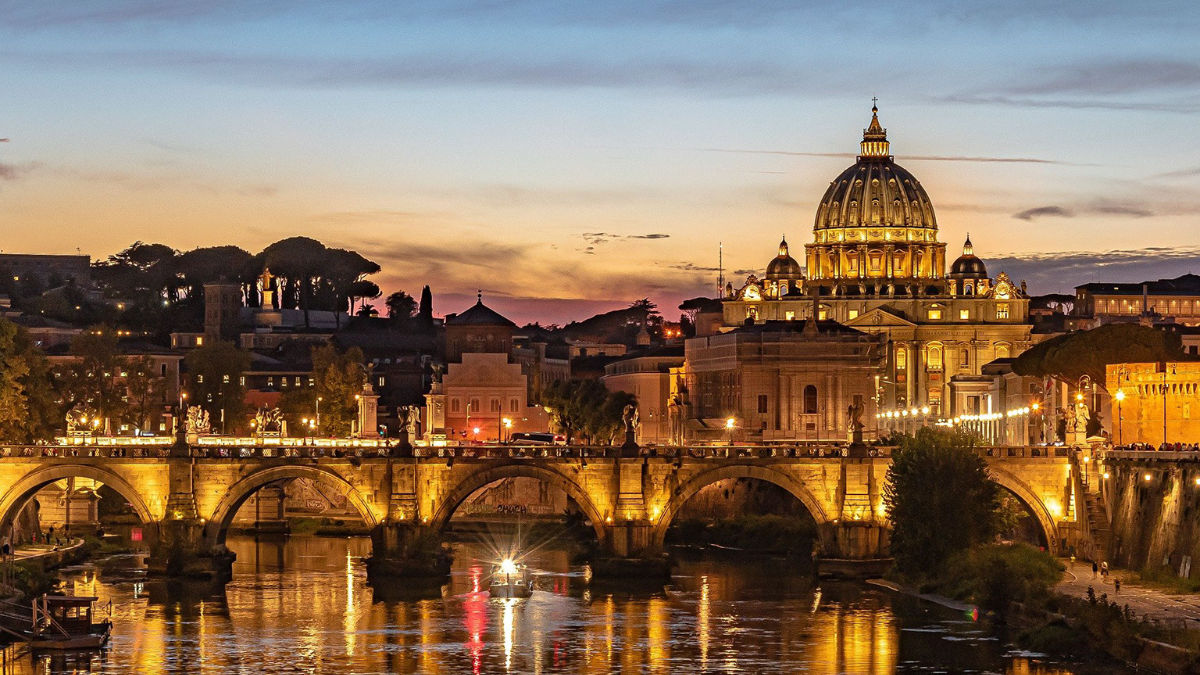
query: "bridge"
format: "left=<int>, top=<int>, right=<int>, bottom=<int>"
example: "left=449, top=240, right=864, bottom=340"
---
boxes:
left=0, top=440, right=1090, bottom=580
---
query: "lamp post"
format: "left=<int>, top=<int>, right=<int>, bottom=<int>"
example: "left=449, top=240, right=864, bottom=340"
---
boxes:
left=503, top=417, right=512, bottom=444
left=315, top=396, right=322, bottom=434
left=725, top=417, right=736, bottom=445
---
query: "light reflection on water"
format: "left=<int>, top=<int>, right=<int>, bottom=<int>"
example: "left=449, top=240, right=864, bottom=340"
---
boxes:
left=0, top=535, right=1107, bottom=674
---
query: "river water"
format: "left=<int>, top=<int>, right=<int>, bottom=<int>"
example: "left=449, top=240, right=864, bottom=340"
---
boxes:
left=1, top=535, right=1122, bottom=674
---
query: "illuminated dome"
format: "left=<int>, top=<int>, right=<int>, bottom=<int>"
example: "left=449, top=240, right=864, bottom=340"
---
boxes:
left=813, top=107, right=937, bottom=233
left=804, top=105, right=947, bottom=289
left=950, top=235, right=987, bottom=278
left=765, top=237, right=803, bottom=281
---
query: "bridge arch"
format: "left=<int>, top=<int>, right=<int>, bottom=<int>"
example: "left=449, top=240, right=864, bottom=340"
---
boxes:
left=429, top=463, right=607, bottom=542
left=988, top=467, right=1060, bottom=554
left=0, top=464, right=157, bottom=531
left=652, top=464, right=830, bottom=549
left=206, top=465, right=380, bottom=545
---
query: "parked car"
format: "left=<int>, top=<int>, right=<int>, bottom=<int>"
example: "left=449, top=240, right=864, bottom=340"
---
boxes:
left=510, top=432, right=565, bottom=445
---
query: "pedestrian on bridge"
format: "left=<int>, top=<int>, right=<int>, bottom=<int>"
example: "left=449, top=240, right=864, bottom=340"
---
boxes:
left=1092, top=561, right=1098, bottom=579
left=1101, top=561, right=1109, bottom=579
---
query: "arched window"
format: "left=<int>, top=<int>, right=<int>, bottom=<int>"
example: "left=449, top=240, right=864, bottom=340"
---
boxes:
left=490, top=399, right=500, bottom=413
left=895, top=347, right=907, bottom=371
left=510, top=398, right=519, bottom=413
left=928, top=344, right=943, bottom=370
left=803, top=385, right=818, bottom=414
left=451, top=398, right=461, bottom=413
left=996, top=344, right=1011, bottom=359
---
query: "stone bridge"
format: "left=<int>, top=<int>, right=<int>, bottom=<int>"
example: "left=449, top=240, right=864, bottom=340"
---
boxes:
left=0, top=440, right=1086, bottom=580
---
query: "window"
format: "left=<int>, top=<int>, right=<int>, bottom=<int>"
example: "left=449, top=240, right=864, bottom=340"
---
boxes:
left=927, top=308, right=942, bottom=320
left=378, top=376, right=386, bottom=387
left=195, top=336, right=204, bottom=346
left=959, top=309, right=970, bottom=320
left=266, top=377, right=274, bottom=387
left=996, top=344, right=1011, bottom=358
left=818, top=310, right=828, bottom=320
left=470, top=398, right=480, bottom=412
left=451, top=399, right=460, bottom=413
left=510, top=399, right=519, bottom=412
left=996, top=302, right=1010, bottom=319
left=848, top=309, right=859, bottom=320
left=746, top=307, right=759, bottom=321
left=490, top=399, right=500, bottom=413
left=928, top=344, right=943, bottom=370
left=222, top=374, right=230, bottom=384
left=197, top=375, right=204, bottom=384
left=161, top=363, right=168, bottom=376
left=960, top=348, right=969, bottom=368
left=896, top=347, right=907, bottom=371
left=239, top=376, right=246, bottom=386
left=757, top=395, right=768, bottom=414
left=803, top=385, right=818, bottom=414
left=785, top=311, right=796, bottom=321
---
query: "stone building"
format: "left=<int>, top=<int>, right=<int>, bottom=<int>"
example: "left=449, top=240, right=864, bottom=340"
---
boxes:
left=1107, top=361, right=1200, bottom=447
left=1076, top=274, right=1200, bottom=327
left=601, top=347, right=685, bottom=445
left=426, top=296, right=551, bottom=442
left=722, top=106, right=1033, bottom=417
left=679, top=320, right=883, bottom=443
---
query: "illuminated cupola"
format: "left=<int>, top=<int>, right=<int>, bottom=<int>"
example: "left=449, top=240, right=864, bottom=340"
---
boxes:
left=860, top=104, right=890, bottom=159
left=806, top=103, right=947, bottom=295
left=765, top=235, right=804, bottom=291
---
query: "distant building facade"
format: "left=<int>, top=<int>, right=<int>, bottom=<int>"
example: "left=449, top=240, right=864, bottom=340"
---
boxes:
left=601, top=347, right=684, bottom=445
left=1076, top=274, right=1200, bottom=327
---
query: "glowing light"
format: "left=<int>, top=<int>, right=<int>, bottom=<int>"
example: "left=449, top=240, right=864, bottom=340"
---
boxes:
left=1102, top=472, right=1110, bottom=480
left=1144, top=473, right=1153, bottom=482
left=1031, top=403, right=1040, bottom=411
left=473, top=427, right=480, bottom=434
left=921, top=406, right=930, bottom=415
left=1115, top=390, right=1125, bottom=402
left=1076, top=393, right=1084, bottom=402
left=725, top=417, right=735, bottom=429
left=499, top=559, right=518, bottom=576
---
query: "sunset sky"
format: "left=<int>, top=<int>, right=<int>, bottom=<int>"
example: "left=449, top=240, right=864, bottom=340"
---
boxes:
left=1, top=1, right=1198, bottom=324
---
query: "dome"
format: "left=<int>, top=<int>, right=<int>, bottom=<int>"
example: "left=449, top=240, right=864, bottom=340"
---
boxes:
left=949, top=235, right=987, bottom=278
left=765, top=237, right=803, bottom=281
left=812, top=107, right=937, bottom=233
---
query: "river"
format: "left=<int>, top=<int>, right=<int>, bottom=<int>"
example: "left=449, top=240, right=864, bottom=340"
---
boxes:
left=0, top=534, right=1125, bottom=674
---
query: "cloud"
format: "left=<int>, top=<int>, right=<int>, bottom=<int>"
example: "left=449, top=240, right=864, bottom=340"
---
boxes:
left=940, top=93, right=1199, bottom=115
left=986, top=246, right=1200, bottom=295
left=582, top=232, right=670, bottom=246
left=702, top=147, right=1083, bottom=165
left=0, top=161, right=40, bottom=182
left=1014, top=205, right=1073, bottom=221
left=1005, top=60, right=1200, bottom=97
left=1013, top=201, right=1154, bottom=221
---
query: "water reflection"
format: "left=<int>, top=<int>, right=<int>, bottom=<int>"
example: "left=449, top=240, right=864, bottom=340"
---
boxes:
left=0, top=535, right=1112, bottom=674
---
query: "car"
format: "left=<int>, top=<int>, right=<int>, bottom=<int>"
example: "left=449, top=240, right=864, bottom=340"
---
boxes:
left=510, top=432, right=564, bottom=445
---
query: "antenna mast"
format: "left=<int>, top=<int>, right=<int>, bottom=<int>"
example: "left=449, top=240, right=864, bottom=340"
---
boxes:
left=718, top=242, right=724, bottom=298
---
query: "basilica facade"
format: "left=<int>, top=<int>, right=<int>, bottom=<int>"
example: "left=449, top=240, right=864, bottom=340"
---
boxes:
left=721, top=107, right=1033, bottom=418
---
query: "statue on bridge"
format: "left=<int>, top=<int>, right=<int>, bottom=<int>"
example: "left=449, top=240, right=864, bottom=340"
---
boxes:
left=847, top=398, right=866, bottom=446
left=621, top=403, right=640, bottom=455
left=185, top=406, right=212, bottom=435
left=254, top=408, right=284, bottom=435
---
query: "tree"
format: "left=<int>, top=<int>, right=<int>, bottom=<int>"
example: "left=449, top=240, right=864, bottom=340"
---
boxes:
left=346, top=280, right=381, bottom=315
left=58, top=328, right=132, bottom=432
left=418, top=285, right=433, bottom=327
left=1012, top=323, right=1186, bottom=385
left=184, top=340, right=252, bottom=434
left=0, top=318, right=58, bottom=443
left=884, top=427, right=1004, bottom=576
left=124, top=355, right=167, bottom=434
left=543, top=378, right=637, bottom=445
left=385, top=291, right=417, bottom=320
left=280, top=345, right=367, bottom=437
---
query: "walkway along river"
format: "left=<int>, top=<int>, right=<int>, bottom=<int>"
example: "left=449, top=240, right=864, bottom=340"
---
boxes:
left=0, top=535, right=1130, bottom=674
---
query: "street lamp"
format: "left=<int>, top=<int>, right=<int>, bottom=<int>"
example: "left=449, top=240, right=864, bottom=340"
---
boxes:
left=502, top=417, right=513, bottom=444
left=725, top=417, right=736, bottom=445
left=315, top=396, right=323, bottom=433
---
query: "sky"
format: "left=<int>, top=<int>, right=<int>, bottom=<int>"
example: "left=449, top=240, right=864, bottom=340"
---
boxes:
left=1, top=1, right=1199, bottom=325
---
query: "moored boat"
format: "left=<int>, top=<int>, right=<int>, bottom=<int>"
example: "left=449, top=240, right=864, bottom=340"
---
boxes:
left=489, top=559, right=532, bottom=599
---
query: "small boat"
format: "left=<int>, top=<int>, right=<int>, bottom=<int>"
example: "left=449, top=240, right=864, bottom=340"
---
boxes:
left=29, top=594, right=111, bottom=650
left=489, top=559, right=533, bottom=599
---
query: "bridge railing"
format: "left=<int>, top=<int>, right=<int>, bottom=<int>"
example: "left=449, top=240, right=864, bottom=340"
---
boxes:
left=1099, top=449, right=1200, bottom=462
left=975, top=446, right=1072, bottom=459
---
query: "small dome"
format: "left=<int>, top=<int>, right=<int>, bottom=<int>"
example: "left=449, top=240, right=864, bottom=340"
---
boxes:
left=949, top=235, right=987, bottom=278
left=765, top=237, right=803, bottom=281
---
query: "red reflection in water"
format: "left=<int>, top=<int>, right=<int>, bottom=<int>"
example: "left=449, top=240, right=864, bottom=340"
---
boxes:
left=464, top=564, right=488, bottom=674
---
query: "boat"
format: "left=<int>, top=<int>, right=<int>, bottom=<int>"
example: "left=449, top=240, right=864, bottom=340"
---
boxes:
left=1, top=595, right=113, bottom=650
left=489, top=559, right=533, bottom=599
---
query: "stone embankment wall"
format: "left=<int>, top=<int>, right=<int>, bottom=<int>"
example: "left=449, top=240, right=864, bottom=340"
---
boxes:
left=1106, top=463, right=1200, bottom=576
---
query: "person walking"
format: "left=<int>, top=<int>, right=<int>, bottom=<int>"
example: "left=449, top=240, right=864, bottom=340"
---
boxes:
left=1114, top=578, right=1121, bottom=595
left=1092, top=561, right=1099, bottom=579
left=1101, top=561, right=1109, bottom=579
left=46, top=525, right=54, bottom=546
